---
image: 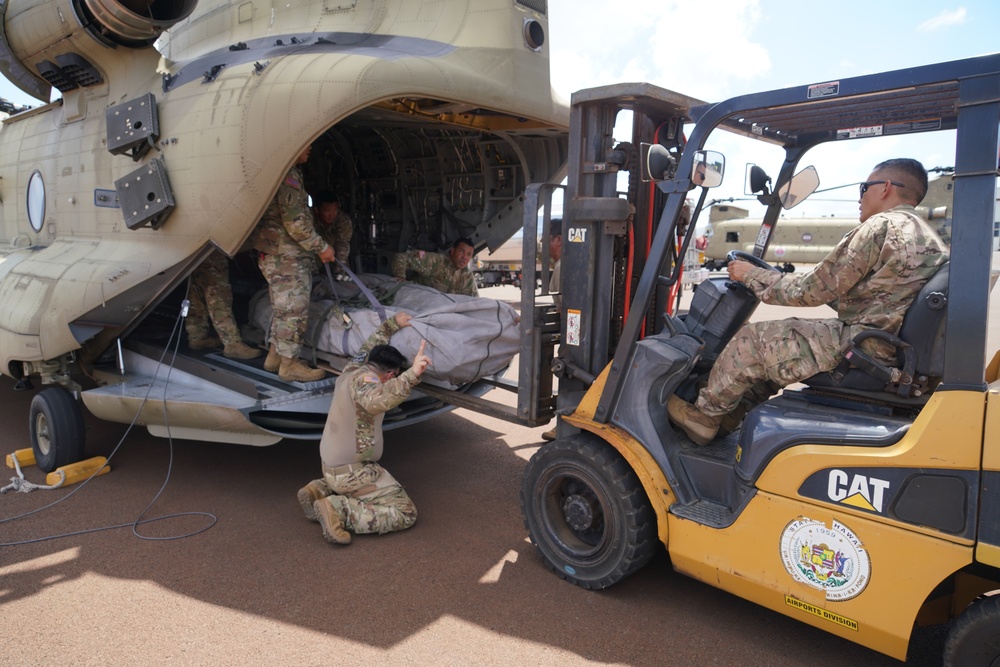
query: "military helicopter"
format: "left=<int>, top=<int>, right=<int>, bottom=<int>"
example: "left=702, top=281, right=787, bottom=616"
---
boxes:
left=0, top=0, right=569, bottom=471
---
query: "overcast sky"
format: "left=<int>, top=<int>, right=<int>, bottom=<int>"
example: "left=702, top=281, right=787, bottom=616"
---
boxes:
left=0, top=1, right=996, bottom=220
left=546, top=0, right=999, bottom=219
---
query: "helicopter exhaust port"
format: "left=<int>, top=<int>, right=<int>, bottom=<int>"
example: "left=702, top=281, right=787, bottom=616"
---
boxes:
left=80, top=0, right=199, bottom=46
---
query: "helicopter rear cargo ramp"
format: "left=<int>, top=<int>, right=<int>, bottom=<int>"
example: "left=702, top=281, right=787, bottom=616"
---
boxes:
left=82, top=343, right=486, bottom=444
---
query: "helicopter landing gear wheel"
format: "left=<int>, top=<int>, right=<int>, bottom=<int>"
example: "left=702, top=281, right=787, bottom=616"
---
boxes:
left=29, top=387, right=86, bottom=473
left=521, top=435, right=657, bottom=590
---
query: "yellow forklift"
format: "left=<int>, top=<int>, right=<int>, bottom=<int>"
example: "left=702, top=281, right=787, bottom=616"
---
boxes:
left=513, top=55, right=1000, bottom=663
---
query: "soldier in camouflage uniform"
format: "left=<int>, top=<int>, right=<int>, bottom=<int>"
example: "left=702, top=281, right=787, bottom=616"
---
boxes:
left=251, top=145, right=336, bottom=382
left=298, top=311, right=432, bottom=544
left=669, top=158, right=950, bottom=445
left=392, top=237, right=479, bottom=296
left=185, top=251, right=261, bottom=360
left=312, top=191, right=353, bottom=269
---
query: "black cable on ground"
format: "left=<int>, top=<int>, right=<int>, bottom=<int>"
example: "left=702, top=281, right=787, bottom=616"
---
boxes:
left=0, top=286, right=218, bottom=546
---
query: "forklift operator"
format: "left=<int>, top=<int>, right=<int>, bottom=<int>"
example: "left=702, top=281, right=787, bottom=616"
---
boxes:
left=668, top=158, right=950, bottom=446
left=692, top=161, right=708, bottom=186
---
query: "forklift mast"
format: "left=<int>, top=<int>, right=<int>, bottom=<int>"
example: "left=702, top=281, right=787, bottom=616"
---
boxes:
left=518, top=84, right=704, bottom=429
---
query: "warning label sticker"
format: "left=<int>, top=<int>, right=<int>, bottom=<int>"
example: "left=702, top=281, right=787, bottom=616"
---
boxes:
left=836, top=125, right=883, bottom=140
left=808, top=82, right=840, bottom=99
left=566, top=309, right=581, bottom=347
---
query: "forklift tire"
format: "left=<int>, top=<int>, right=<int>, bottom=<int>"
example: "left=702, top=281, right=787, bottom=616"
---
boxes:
left=521, top=435, right=656, bottom=590
left=943, top=594, right=1000, bottom=666
left=29, top=387, right=86, bottom=474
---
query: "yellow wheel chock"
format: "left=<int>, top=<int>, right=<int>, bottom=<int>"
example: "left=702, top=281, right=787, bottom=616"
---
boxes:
left=5, top=448, right=110, bottom=489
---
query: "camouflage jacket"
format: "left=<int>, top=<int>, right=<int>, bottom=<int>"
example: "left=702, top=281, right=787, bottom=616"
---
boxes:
left=345, top=317, right=421, bottom=458
left=314, top=210, right=353, bottom=265
left=392, top=249, right=479, bottom=297
left=251, top=165, right=331, bottom=259
left=741, top=204, right=949, bottom=355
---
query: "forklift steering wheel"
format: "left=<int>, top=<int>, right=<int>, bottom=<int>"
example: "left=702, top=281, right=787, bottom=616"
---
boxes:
left=727, top=250, right=780, bottom=273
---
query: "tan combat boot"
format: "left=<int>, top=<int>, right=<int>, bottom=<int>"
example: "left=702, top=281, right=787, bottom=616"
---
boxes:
left=667, top=395, right=722, bottom=446
left=278, top=355, right=326, bottom=382
left=223, top=341, right=263, bottom=360
left=188, top=335, right=222, bottom=350
left=263, top=344, right=280, bottom=372
left=297, top=480, right=329, bottom=522
left=314, top=499, right=351, bottom=545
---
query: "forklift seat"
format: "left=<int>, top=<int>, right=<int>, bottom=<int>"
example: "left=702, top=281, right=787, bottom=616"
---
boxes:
left=802, top=261, right=949, bottom=400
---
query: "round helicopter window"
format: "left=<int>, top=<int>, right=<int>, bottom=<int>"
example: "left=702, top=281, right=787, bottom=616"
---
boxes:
left=27, top=171, right=45, bottom=232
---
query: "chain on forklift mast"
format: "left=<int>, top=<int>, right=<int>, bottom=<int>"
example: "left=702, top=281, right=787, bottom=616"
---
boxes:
left=504, top=54, right=1000, bottom=664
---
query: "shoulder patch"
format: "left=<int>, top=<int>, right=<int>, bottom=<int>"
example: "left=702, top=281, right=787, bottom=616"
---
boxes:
left=285, top=175, right=301, bottom=189
left=417, top=250, right=426, bottom=259
left=361, top=373, right=380, bottom=383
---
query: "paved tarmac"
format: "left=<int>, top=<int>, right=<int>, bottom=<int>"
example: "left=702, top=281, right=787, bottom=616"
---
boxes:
left=1, top=273, right=996, bottom=667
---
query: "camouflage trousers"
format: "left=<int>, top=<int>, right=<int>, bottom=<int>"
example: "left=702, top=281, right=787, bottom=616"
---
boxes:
left=258, top=251, right=315, bottom=358
left=186, top=252, right=239, bottom=344
left=696, top=318, right=846, bottom=417
left=314, top=462, right=417, bottom=535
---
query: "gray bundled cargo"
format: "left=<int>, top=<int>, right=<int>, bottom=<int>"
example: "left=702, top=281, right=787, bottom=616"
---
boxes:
left=250, top=274, right=520, bottom=388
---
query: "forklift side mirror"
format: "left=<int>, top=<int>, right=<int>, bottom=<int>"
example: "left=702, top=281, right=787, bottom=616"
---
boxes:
left=692, top=150, right=724, bottom=188
left=777, top=165, right=820, bottom=209
left=640, top=143, right=674, bottom=182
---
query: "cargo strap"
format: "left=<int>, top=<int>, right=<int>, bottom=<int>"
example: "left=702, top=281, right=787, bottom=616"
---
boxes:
left=320, top=261, right=393, bottom=354
left=328, top=261, right=388, bottom=323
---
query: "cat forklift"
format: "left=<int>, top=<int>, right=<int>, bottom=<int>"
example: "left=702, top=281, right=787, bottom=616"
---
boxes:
left=516, top=54, right=1000, bottom=663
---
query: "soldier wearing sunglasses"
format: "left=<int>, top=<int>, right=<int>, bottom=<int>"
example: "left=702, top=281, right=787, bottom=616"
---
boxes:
left=669, top=158, right=950, bottom=446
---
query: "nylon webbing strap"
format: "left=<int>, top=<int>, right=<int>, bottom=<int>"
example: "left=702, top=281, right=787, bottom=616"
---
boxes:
left=325, top=261, right=388, bottom=323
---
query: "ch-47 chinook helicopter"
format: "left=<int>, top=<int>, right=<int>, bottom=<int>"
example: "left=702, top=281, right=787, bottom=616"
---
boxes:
left=0, top=0, right=569, bottom=472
